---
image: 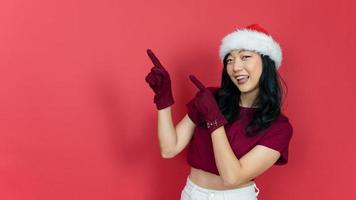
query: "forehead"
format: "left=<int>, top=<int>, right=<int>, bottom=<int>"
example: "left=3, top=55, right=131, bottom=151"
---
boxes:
left=228, top=49, right=257, bottom=56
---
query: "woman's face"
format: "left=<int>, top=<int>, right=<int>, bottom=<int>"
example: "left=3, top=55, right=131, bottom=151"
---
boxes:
left=226, top=49, right=263, bottom=95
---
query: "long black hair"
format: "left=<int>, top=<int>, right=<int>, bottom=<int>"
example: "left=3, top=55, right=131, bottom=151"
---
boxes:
left=214, top=52, right=288, bottom=136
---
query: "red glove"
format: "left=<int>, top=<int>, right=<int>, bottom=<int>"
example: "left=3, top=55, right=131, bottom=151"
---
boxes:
left=188, top=75, right=228, bottom=133
left=145, top=49, right=175, bottom=110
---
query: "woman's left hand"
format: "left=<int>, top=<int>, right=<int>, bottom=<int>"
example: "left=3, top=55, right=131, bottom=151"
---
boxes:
left=189, top=75, right=228, bottom=134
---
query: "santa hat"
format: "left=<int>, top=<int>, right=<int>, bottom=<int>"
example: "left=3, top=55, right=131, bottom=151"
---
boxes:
left=219, top=24, right=283, bottom=69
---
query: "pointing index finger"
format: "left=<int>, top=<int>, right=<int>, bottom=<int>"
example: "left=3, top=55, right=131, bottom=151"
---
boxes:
left=189, top=75, right=206, bottom=91
left=146, top=49, right=163, bottom=68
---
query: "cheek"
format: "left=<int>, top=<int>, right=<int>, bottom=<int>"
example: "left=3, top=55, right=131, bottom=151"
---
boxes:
left=252, top=71, right=262, bottom=84
left=226, top=66, right=234, bottom=77
left=247, top=69, right=262, bottom=84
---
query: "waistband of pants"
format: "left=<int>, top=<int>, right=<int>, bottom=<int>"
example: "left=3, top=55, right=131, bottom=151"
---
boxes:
left=185, top=176, right=259, bottom=196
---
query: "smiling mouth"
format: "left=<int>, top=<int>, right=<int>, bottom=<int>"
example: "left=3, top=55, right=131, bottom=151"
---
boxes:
left=235, top=75, right=249, bottom=84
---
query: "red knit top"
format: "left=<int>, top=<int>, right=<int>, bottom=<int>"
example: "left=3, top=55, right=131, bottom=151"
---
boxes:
left=185, top=87, right=293, bottom=178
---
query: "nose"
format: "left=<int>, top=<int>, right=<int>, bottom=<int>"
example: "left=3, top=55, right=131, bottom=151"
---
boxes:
left=232, top=59, right=243, bottom=72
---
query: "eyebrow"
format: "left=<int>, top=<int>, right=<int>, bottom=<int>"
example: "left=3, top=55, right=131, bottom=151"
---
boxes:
left=238, top=49, right=248, bottom=53
left=227, top=50, right=249, bottom=58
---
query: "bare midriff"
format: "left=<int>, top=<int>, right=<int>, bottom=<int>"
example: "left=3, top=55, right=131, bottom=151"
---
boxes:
left=188, top=167, right=255, bottom=190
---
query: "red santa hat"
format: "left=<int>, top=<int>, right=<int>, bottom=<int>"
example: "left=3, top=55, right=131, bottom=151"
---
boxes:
left=219, top=24, right=283, bottom=69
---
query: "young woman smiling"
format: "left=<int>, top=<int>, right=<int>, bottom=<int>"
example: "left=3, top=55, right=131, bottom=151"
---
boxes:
left=145, top=24, right=293, bottom=200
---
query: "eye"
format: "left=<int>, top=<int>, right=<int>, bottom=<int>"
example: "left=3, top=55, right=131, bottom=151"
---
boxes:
left=241, top=56, right=251, bottom=60
left=226, top=58, right=233, bottom=63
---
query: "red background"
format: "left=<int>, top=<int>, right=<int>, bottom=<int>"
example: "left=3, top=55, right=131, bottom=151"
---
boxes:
left=1, top=0, right=356, bottom=199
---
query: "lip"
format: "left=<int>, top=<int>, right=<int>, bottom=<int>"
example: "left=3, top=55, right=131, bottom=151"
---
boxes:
left=234, top=75, right=249, bottom=78
left=236, top=76, right=249, bottom=85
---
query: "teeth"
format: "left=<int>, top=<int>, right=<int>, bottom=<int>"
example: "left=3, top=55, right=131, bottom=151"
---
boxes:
left=236, top=75, right=249, bottom=80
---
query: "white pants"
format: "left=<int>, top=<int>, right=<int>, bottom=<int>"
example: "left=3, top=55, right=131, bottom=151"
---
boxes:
left=181, top=176, right=260, bottom=200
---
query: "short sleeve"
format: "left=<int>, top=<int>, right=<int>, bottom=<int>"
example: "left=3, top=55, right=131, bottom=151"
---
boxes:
left=186, top=97, right=200, bottom=125
left=257, top=119, right=293, bottom=165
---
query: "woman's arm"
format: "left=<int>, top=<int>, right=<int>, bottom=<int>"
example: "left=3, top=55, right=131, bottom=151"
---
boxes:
left=158, top=107, right=196, bottom=158
left=211, top=127, right=281, bottom=187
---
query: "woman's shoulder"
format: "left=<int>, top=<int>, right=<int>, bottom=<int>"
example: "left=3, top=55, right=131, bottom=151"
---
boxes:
left=276, top=112, right=290, bottom=122
left=269, top=112, right=293, bottom=133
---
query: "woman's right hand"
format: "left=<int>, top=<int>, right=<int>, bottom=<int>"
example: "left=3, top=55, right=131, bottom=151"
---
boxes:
left=145, top=49, right=175, bottom=110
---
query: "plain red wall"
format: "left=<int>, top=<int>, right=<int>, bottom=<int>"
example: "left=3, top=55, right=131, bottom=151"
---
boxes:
left=1, top=0, right=356, bottom=199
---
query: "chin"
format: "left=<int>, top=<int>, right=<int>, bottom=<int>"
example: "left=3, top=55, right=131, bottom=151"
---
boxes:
left=237, top=85, right=255, bottom=93
left=238, top=88, right=250, bottom=93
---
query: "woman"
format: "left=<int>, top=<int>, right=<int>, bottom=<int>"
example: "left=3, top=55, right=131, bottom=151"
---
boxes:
left=145, top=24, right=293, bottom=200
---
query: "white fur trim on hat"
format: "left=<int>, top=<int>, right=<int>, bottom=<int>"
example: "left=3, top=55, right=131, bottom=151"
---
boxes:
left=219, top=28, right=282, bottom=69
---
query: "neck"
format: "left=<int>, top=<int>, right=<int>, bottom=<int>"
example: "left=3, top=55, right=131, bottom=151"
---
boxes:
left=239, top=89, right=259, bottom=108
